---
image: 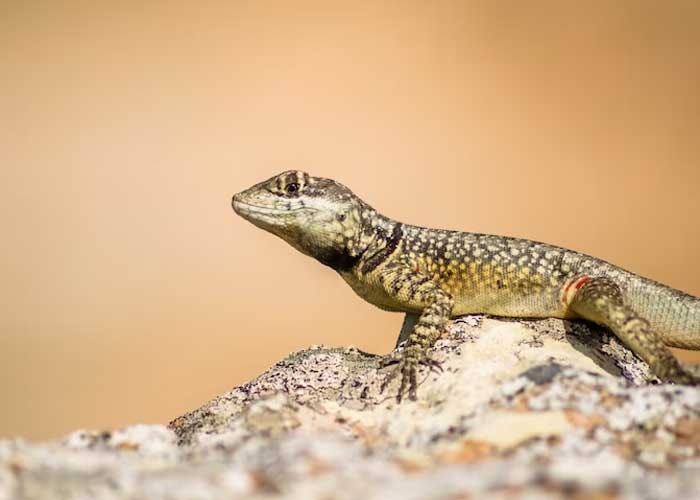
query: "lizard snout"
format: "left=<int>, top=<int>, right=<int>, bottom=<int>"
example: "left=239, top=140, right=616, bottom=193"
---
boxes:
left=231, top=193, right=245, bottom=214
left=231, top=194, right=244, bottom=215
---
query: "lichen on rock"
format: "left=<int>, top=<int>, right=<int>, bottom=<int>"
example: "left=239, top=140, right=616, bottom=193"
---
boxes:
left=3, top=316, right=700, bottom=499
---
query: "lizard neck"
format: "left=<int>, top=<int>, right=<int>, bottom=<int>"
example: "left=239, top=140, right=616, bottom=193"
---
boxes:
left=352, top=210, right=403, bottom=274
left=319, top=207, right=401, bottom=274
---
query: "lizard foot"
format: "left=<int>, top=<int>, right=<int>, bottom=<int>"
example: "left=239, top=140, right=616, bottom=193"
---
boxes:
left=379, top=345, right=442, bottom=402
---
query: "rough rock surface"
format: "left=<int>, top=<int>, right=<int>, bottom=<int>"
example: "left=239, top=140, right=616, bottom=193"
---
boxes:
left=3, top=316, right=700, bottom=499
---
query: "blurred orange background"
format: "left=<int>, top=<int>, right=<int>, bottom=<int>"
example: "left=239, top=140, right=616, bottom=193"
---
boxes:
left=2, top=1, right=699, bottom=440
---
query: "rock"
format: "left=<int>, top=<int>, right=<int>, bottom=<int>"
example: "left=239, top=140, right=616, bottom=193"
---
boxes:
left=3, top=316, right=700, bottom=499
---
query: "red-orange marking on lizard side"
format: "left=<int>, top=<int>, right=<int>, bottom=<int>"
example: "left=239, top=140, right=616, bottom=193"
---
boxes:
left=561, top=275, right=591, bottom=306
left=574, top=276, right=591, bottom=290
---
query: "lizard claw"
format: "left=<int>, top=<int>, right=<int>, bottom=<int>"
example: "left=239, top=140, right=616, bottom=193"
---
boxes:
left=427, top=359, right=443, bottom=374
left=379, top=346, right=439, bottom=402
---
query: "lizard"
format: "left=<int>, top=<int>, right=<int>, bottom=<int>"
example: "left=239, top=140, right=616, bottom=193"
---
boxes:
left=232, top=170, right=700, bottom=401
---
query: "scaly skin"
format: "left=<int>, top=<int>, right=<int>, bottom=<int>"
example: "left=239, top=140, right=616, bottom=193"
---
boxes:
left=232, top=170, right=700, bottom=401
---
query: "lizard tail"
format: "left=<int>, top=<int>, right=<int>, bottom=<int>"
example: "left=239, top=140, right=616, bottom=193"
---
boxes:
left=624, top=276, right=700, bottom=350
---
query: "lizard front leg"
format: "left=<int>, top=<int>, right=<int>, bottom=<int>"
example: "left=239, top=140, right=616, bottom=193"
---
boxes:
left=568, top=276, right=699, bottom=384
left=376, top=262, right=455, bottom=401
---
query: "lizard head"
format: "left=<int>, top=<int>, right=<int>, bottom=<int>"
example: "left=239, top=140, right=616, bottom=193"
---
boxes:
left=232, top=170, right=373, bottom=270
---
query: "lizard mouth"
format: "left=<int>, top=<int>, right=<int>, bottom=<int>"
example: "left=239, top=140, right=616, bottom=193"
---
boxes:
left=231, top=197, right=310, bottom=217
left=233, top=199, right=284, bottom=215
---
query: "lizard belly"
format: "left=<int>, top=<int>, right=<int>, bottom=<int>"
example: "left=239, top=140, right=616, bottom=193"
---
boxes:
left=451, top=285, right=566, bottom=318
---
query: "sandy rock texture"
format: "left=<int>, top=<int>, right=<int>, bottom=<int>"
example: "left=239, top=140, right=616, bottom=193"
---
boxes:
left=3, top=316, right=700, bottom=499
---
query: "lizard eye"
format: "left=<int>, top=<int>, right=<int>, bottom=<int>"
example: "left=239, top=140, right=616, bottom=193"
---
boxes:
left=285, top=183, right=299, bottom=195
